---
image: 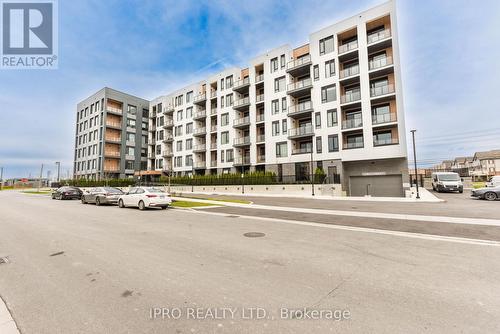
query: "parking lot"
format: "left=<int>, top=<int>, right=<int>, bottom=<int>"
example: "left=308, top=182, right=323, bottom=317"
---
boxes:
left=1, top=190, right=500, bottom=333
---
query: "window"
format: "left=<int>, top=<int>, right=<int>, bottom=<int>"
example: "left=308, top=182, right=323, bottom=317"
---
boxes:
left=186, top=91, right=193, bottom=103
left=126, top=160, right=134, bottom=170
left=175, top=156, right=183, bottom=167
left=185, top=155, right=193, bottom=167
left=177, top=110, right=183, bottom=121
left=176, top=141, right=183, bottom=152
left=158, top=116, right=164, bottom=127
left=272, top=121, right=280, bottom=136
left=321, top=84, right=336, bottom=103
left=221, top=78, right=224, bottom=91
left=127, top=105, right=137, bottom=115
left=327, top=109, right=338, bottom=127
left=325, top=59, right=335, bottom=77
left=221, top=150, right=225, bottom=163
left=226, top=149, right=234, bottom=162
left=328, top=135, right=339, bottom=152
left=319, top=35, right=334, bottom=55
left=142, top=109, right=148, bottom=118
left=271, top=100, right=279, bottom=115
left=186, top=107, right=193, bottom=118
left=142, top=121, right=148, bottom=130
left=226, top=94, right=233, bottom=107
left=270, top=57, right=278, bottom=72
left=316, top=136, right=322, bottom=153
left=221, top=131, right=229, bottom=144
left=127, top=147, right=135, bottom=156
left=226, top=75, right=233, bottom=89
left=274, top=76, right=285, bottom=92
left=126, top=132, right=135, bottom=142
left=156, top=145, right=162, bottom=154
left=313, top=65, right=319, bottom=80
left=276, top=142, right=288, bottom=158
left=280, top=54, right=285, bottom=68
left=315, top=112, right=322, bottom=129
left=186, top=122, right=193, bottom=134
left=175, top=125, right=183, bottom=136
left=175, top=95, right=183, bottom=106
left=220, top=96, right=224, bottom=108
left=281, top=97, right=287, bottom=112
left=282, top=119, right=287, bottom=133
left=221, top=113, right=229, bottom=126
left=186, top=138, right=193, bottom=150
left=126, top=118, right=135, bottom=128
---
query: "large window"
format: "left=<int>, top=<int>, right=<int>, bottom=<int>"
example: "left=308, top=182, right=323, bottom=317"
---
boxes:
left=186, top=122, right=193, bottom=134
left=226, top=149, right=234, bottom=162
left=272, top=121, right=280, bottom=136
left=328, top=135, right=339, bottom=152
left=282, top=119, right=287, bottom=133
left=319, top=35, right=334, bottom=55
left=313, top=65, right=319, bottom=81
left=176, top=141, right=183, bottom=151
left=185, top=138, right=193, bottom=150
left=325, top=59, right=335, bottom=77
left=327, top=109, right=338, bottom=127
left=276, top=142, right=288, bottom=158
left=225, top=75, right=233, bottom=89
left=221, top=131, right=229, bottom=144
left=315, top=112, right=322, bottom=128
left=321, top=84, right=337, bottom=103
left=185, top=155, right=193, bottom=166
left=316, top=136, right=322, bottom=153
left=127, top=105, right=137, bottom=115
left=270, top=57, right=278, bottom=72
left=272, top=100, right=279, bottom=115
left=274, top=76, right=285, bottom=92
left=186, top=91, right=193, bottom=103
left=177, top=110, right=183, bottom=121
left=221, top=113, right=229, bottom=126
left=186, top=107, right=193, bottom=118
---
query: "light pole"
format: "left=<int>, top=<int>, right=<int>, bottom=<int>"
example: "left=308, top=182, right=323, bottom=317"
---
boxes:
left=410, top=130, right=420, bottom=199
left=38, top=163, right=44, bottom=192
left=310, top=149, right=315, bottom=196
left=191, top=164, right=194, bottom=192
left=0, top=166, right=3, bottom=190
left=55, top=161, right=60, bottom=182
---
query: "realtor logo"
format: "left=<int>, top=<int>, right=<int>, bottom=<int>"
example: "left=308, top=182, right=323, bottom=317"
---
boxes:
left=1, top=0, right=58, bottom=69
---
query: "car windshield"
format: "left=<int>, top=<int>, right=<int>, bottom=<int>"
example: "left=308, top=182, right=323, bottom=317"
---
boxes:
left=145, top=187, right=165, bottom=193
left=438, top=174, right=459, bottom=181
left=103, top=187, right=123, bottom=194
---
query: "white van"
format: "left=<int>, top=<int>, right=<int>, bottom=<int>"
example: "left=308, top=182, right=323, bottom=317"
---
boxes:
left=431, top=172, right=463, bottom=193
left=487, top=176, right=500, bottom=188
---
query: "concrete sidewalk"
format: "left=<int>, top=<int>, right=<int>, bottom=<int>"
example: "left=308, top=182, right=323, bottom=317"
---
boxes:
left=0, top=295, right=20, bottom=334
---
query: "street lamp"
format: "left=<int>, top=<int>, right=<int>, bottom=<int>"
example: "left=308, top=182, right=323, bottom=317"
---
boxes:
left=410, top=130, right=420, bottom=199
left=0, top=166, right=3, bottom=190
left=310, top=149, right=315, bottom=196
left=55, top=161, right=60, bottom=182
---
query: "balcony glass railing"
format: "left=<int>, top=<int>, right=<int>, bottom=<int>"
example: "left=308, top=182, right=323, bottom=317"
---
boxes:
left=233, top=77, right=250, bottom=89
left=342, top=118, right=363, bottom=129
left=339, top=64, right=360, bottom=79
left=210, top=125, right=218, bottom=132
left=256, top=94, right=265, bottom=103
left=210, top=142, right=217, bottom=149
left=369, top=56, right=393, bottom=70
left=256, top=134, right=265, bottom=142
left=105, top=151, right=121, bottom=157
left=374, top=137, right=399, bottom=146
left=370, top=84, right=395, bottom=97
left=193, top=93, right=207, bottom=103
left=162, top=150, right=173, bottom=157
left=288, top=125, right=314, bottom=137
left=286, top=54, right=311, bottom=71
left=193, top=127, right=206, bottom=135
left=234, top=156, right=251, bottom=165
left=372, top=113, right=397, bottom=125
left=233, top=136, right=250, bottom=145
left=367, top=28, right=392, bottom=44
left=210, top=91, right=217, bottom=98
left=344, top=140, right=364, bottom=149
left=256, top=114, right=265, bottom=122
left=105, top=136, right=121, bottom=142
left=194, top=161, right=206, bottom=168
left=255, top=74, right=264, bottom=83
left=210, top=108, right=218, bottom=115
left=257, top=155, right=266, bottom=163
left=107, top=106, right=122, bottom=114
left=338, top=40, right=358, bottom=54
left=163, top=119, right=174, bottom=127
left=288, top=100, right=313, bottom=115
left=292, top=146, right=312, bottom=155
left=211, top=160, right=217, bottom=167
left=233, top=116, right=250, bottom=126
left=106, top=121, right=121, bottom=128
left=340, top=90, right=361, bottom=104
left=192, top=144, right=206, bottom=151
left=287, top=78, right=312, bottom=92
left=193, top=111, right=206, bottom=119
left=233, top=97, right=250, bottom=107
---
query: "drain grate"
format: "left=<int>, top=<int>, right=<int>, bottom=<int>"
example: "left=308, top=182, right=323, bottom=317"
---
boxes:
left=243, top=232, right=266, bottom=238
left=0, top=257, right=9, bottom=265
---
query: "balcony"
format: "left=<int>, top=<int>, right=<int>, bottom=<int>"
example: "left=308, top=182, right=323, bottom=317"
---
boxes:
left=287, top=78, right=312, bottom=98
left=162, top=150, right=174, bottom=158
left=233, top=136, right=251, bottom=147
left=292, top=147, right=312, bottom=155
left=210, top=160, right=217, bottom=168
left=193, top=127, right=207, bottom=137
left=233, top=156, right=251, bottom=166
left=369, top=56, right=393, bottom=71
left=149, top=124, right=156, bottom=132
left=163, top=105, right=174, bottom=114
left=193, top=93, right=207, bottom=105
left=193, top=111, right=207, bottom=120
left=233, top=116, right=251, bottom=128
left=104, top=150, right=121, bottom=158
left=370, top=84, right=395, bottom=98
left=286, top=55, right=312, bottom=76
left=210, top=142, right=217, bottom=150
left=256, top=94, right=265, bottom=104
left=288, top=125, right=314, bottom=139
left=288, top=100, right=313, bottom=119
left=372, top=113, right=397, bottom=125
left=106, top=107, right=122, bottom=116
left=342, top=118, right=363, bottom=130
left=256, top=134, right=265, bottom=143
left=210, top=108, right=218, bottom=115
left=344, top=140, right=364, bottom=150
left=256, top=114, right=265, bottom=123
left=210, top=125, right=218, bottom=133
left=105, top=121, right=122, bottom=129
left=233, top=77, right=250, bottom=93
left=193, top=161, right=206, bottom=170
left=162, top=134, right=174, bottom=142
left=103, top=167, right=120, bottom=173
left=210, top=91, right=217, bottom=99
left=192, top=144, right=206, bottom=153
left=105, top=136, right=121, bottom=144
left=255, top=74, right=264, bottom=84
left=338, top=40, right=358, bottom=55
left=367, top=28, right=392, bottom=45
left=148, top=152, right=156, bottom=159
left=339, top=65, right=360, bottom=80
left=233, top=97, right=250, bottom=111
left=374, top=137, right=399, bottom=146
left=162, top=119, right=174, bottom=128
left=257, top=155, right=266, bottom=163
left=340, top=90, right=361, bottom=105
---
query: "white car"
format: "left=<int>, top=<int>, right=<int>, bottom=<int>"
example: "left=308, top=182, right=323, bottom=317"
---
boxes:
left=118, top=187, right=172, bottom=210
left=487, top=176, right=500, bottom=188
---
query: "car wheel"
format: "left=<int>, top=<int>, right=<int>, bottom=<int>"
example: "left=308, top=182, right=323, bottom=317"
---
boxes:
left=118, top=199, right=125, bottom=208
left=81, top=197, right=87, bottom=204
left=484, top=192, right=497, bottom=201
left=138, top=200, right=146, bottom=211
left=160, top=205, right=168, bottom=210
left=459, top=190, right=463, bottom=194
left=432, top=185, right=436, bottom=191
left=51, top=194, right=55, bottom=199
left=95, top=197, right=101, bottom=206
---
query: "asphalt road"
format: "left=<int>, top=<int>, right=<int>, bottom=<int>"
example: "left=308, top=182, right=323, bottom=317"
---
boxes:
left=1, top=191, right=500, bottom=333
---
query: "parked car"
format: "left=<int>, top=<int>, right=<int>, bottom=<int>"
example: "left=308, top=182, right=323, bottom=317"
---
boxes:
left=117, top=187, right=171, bottom=210
left=431, top=172, right=463, bottom=193
left=51, top=186, right=83, bottom=200
left=486, top=176, right=500, bottom=188
left=81, top=187, right=124, bottom=205
left=471, top=186, right=500, bottom=201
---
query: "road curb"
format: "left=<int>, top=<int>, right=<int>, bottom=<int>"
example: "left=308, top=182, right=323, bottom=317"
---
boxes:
left=0, top=295, right=20, bottom=334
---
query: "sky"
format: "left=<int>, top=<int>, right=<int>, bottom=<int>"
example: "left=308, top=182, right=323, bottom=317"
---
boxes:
left=0, top=0, right=500, bottom=178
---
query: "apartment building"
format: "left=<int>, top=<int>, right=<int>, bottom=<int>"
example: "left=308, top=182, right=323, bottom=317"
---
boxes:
left=74, top=88, right=149, bottom=179
left=471, top=150, right=500, bottom=176
left=146, top=1, right=408, bottom=196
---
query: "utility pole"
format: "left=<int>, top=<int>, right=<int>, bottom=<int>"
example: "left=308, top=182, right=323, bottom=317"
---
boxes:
left=55, top=161, right=61, bottom=182
left=191, top=164, right=194, bottom=192
left=241, top=164, right=245, bottom=194
left=38, top=164, right=44, bottom=192
left=0, top=166, right=3, bottom=190
left=410, top=130, right=420, bottom=199
left=310, top=149, right=315, bottom=196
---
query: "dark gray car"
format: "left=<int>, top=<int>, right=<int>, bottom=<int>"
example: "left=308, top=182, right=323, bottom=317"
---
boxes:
left=81, top=187, right=124, bottom=205
left=471, top=186, right=500, bottom=201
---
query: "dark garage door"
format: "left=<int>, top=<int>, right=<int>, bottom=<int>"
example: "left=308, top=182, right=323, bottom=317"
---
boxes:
left=349, top=175, right=403, bottom=197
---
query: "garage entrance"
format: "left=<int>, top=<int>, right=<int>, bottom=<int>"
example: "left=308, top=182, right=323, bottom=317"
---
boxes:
left=349, top=174, right=403, bottom=197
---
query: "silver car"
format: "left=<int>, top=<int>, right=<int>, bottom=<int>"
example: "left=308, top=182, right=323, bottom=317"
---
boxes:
left=81, top=187, right=124, bottom=205
left=471, top=186, right=500, bottom=201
